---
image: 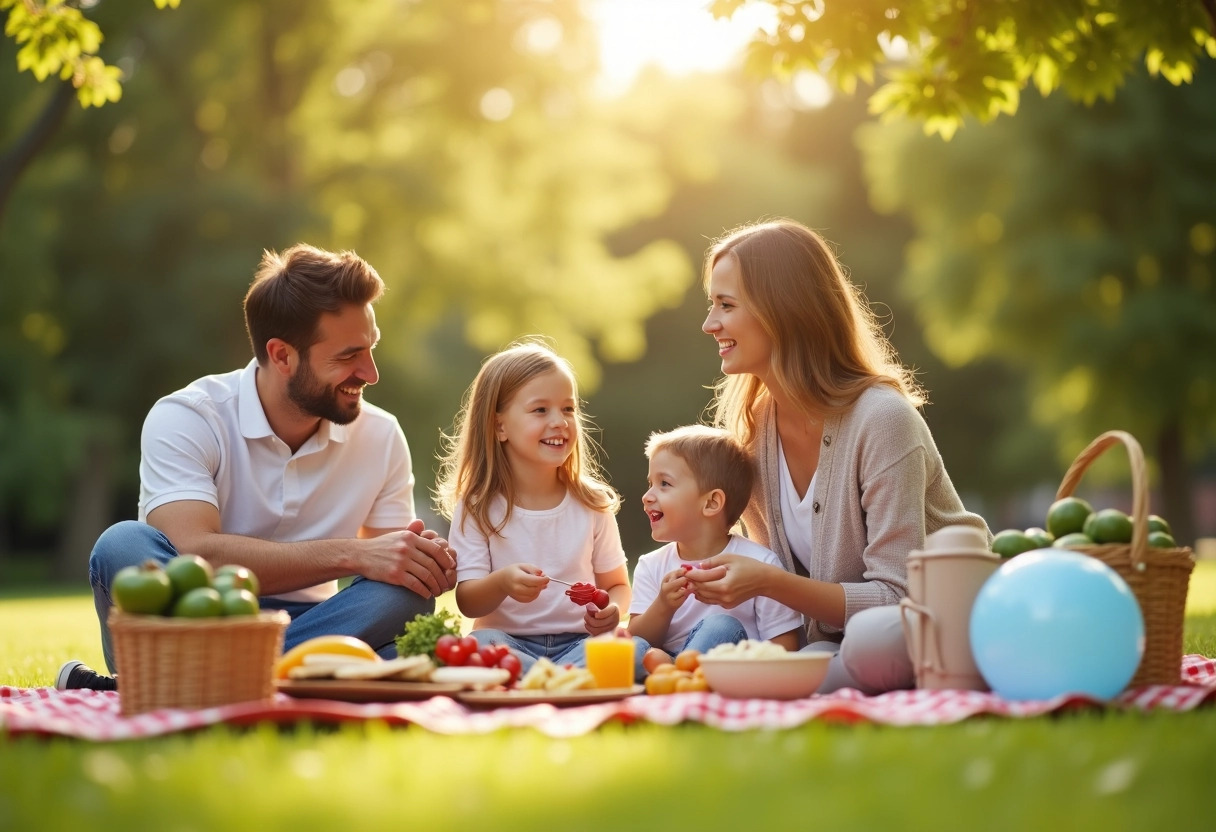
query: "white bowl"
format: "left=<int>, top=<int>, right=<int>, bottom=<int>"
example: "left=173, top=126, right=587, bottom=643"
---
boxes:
left=698, top=651, right=833, bottom=700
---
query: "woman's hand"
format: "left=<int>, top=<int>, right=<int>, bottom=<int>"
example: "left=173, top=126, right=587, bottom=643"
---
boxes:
left=583, top=602, right=621, bottom=637
left=684, top=554, right=775, bottom=609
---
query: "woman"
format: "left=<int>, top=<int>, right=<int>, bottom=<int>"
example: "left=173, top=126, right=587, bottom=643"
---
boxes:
left=685, top=218, right=989, bottom=693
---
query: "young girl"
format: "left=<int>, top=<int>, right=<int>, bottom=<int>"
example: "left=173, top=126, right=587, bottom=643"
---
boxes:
left=436, top=339, right=646, bottom=680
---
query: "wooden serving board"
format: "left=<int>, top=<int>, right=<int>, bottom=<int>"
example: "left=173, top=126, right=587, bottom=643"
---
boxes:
left=276, top=679, right=467, bottom=702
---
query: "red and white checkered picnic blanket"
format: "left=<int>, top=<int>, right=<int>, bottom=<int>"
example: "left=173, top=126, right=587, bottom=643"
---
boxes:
left=3, top=655, right=1214, bottom=741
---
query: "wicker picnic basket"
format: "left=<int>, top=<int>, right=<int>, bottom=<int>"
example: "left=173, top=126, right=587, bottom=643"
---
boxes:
left=109, top=608, right=290, bottom=715
left=1055, top=430, right=1195, bottom=687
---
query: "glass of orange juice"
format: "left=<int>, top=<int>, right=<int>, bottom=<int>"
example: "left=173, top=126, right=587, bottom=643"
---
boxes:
left=585, top=635, right=635, bottom=689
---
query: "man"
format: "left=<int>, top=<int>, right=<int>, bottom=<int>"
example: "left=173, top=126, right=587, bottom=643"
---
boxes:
left=58, top=244, right=457, bottom=691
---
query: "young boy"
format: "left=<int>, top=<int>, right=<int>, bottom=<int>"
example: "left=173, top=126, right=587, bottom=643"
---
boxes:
left=627, top=425, right=802, bottom=662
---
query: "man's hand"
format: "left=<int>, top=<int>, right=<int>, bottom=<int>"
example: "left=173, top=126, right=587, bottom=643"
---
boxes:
left=362, top=518, right=458, bottom=599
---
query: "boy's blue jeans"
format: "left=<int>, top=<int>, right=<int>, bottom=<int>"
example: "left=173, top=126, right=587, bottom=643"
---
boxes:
left=89, top=520, right=434, bottom=673
left=649, top=613, right=749, bottom=660
left=469, top=629, right=652, bottom=683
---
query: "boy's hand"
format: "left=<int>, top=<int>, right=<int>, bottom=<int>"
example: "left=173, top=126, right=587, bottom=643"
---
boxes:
left=583, top=602, right=620, bottom=637
left=500, top=563, right=548, bottom=603
left=657, top=568, right=692, bottom=611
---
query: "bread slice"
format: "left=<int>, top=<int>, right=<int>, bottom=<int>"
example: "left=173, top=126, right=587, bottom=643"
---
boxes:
left=333, top=655, right=434, bottom=680
left=429, top=666, right=511, bottom=689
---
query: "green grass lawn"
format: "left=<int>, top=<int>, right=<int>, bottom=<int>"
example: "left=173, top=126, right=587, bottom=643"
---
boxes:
left=2, top=565, right=1215, bottom=831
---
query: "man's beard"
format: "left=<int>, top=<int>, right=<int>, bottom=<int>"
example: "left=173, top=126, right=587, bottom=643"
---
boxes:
left=287, top=356, right=362, bottom=425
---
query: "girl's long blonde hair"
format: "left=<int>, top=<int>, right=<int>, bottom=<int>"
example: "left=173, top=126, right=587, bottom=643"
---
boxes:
left=705, top=219, right=924, bottom=447
left=434, top=338, right=620, bottom=537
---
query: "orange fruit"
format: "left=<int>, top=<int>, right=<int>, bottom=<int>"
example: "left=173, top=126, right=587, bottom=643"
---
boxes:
left=674, top=649, right=701, bottom=672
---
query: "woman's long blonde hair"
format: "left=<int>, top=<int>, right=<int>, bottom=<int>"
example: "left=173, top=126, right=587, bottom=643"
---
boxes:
left=705, top=219, right=924, bottom=447
left=434, top=338, right=620, bottom=537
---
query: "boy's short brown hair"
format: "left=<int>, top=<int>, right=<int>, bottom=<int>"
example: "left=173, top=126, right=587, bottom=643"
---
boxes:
left=645, top=425, right=755, bottom=528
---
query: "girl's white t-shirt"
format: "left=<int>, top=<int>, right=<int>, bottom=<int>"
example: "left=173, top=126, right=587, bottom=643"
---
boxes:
left=628, top=534, right=804, bottom=654
left=451, top=491, right=626, bottom=636
left=777, top=436, right=816, bottom=576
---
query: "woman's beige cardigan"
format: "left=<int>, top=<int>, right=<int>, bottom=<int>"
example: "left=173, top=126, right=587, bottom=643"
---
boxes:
left=740, top=385, right=990, bottom=644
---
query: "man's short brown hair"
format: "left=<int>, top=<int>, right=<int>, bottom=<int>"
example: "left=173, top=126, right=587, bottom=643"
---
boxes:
left=645, top=425, right=755, bottom=528
left=244, top=244, right=384, bottom=364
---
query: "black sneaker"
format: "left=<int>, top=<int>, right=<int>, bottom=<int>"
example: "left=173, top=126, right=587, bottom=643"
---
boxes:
left=55, top=660, right=117, bottom=692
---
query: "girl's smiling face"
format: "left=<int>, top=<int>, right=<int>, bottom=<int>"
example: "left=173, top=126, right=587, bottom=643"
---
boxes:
left=702, top=254, right=773, bottom=381
left=495, top=368, right=578, bottom=474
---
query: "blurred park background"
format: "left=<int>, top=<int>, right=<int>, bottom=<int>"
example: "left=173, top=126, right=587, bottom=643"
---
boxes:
left=2, top=0, right=1215, bottom=588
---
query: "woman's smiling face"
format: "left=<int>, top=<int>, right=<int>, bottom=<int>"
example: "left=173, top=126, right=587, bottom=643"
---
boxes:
left=702, top=253, right=773, bottom=380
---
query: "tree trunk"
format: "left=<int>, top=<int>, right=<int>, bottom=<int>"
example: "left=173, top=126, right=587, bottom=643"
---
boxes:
left=1156, top=418, right=1195, bottom=547
left=0, top=506, right=9, bottom=566
left=0, top=81, right=76, bottom=230
left=53, top=440, right=115, bottom=584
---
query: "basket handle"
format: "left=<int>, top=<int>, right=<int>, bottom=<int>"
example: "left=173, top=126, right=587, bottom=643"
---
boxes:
left=1055, top=430, right=1149, bottom=570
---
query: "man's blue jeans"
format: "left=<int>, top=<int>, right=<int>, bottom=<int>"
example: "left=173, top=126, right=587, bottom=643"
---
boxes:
left=89, top=520, right=434, bottom=673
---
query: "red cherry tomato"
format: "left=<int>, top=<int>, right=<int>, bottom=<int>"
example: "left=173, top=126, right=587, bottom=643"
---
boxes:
left=445, top=644, right=468, bottom=666
left=459, top=635, right=479, bottom=656
left=499, top=653, right=522, bottom=685
left=478, top=646, right=499, bottom=666
left=435, top=634, right=458, bottom=664
left=465, top=652, right=485, bottom=667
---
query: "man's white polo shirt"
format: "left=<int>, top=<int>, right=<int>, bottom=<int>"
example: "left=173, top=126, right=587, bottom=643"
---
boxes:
left=138, top=359, right=416, bottom=602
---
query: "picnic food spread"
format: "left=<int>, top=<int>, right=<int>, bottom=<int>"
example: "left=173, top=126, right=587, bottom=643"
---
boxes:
left=396, top=612, right=523, bottom=684
left=278, top=648, right=509, bottom=689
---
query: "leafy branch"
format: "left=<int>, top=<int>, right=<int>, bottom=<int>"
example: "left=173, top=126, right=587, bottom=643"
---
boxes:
left=2, top=0, right=181, bottom=107
left=712, top=0, right=1216, bottom=138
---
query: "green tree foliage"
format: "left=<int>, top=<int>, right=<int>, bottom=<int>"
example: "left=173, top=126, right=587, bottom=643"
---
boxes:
left=1, top=0, right=180, bottom=107
left=712, top=0, right=1216, bottom=138
left=857, top=69, right=1216, bottom=542
left=0, top=0, right=735, bottom=566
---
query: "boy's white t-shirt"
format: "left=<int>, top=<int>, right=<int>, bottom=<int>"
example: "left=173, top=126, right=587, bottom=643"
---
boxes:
left=628, top=534, right=804, bottom=654
left=451, top=491, right=626, bottom=636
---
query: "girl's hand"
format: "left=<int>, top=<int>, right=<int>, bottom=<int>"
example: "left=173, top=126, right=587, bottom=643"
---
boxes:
left=583, top=602, right=620, bottom=637
left=657, top=567, right=691, bottom=611
left=683, top=554, right=770, bottom=609
left=500, top=563, right=548, bottom=603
